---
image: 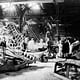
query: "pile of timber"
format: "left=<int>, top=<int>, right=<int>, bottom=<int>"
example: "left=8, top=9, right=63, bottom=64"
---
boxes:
left=0, top=54, right=34, bottom=72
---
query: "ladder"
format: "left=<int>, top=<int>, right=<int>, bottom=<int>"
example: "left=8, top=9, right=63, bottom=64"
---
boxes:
left=28, top=24, right=40, bottom=41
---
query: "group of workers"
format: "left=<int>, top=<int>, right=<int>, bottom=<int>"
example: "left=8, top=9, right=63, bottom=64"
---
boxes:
left=56, top=37, right=80, bottom=58
left=0, top=35, right=80, bottom=60
left=22, top=37, right=48, bottom=52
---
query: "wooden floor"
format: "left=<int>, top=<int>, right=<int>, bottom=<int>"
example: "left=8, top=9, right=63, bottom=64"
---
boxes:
left=0, top=59, right=69, bottom=80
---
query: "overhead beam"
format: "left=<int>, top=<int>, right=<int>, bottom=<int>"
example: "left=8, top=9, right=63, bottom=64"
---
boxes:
left=0, top=0, right=64, bottom=4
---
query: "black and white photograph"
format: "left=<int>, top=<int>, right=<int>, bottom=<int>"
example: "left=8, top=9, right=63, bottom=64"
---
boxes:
left=0, top=0, right=80, bottom=80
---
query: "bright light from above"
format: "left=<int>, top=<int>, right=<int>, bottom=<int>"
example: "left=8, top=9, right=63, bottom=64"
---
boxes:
left=28, top=3, right=40, bottom=10
left=1, top=3, right=16, bottom=12
left=3, top=18, right=8, bottom=22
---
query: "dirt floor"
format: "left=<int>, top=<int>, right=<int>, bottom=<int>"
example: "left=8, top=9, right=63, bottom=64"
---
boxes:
left=0, top=60, right=69, bottom=80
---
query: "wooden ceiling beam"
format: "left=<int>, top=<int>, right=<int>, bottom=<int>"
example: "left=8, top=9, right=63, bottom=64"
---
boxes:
left=0, top=0, right=64, bottom=4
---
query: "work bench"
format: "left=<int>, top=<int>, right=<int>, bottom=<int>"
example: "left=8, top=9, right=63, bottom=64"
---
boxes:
left=54, top=58, right=80, bottom=79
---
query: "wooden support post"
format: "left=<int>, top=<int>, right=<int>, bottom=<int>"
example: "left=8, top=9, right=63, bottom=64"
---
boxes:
left=75, top=65, right=78, bottom=72
left=54, top=62, right=58, bottom=73
left=65, top=64, right=70, bottom=78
